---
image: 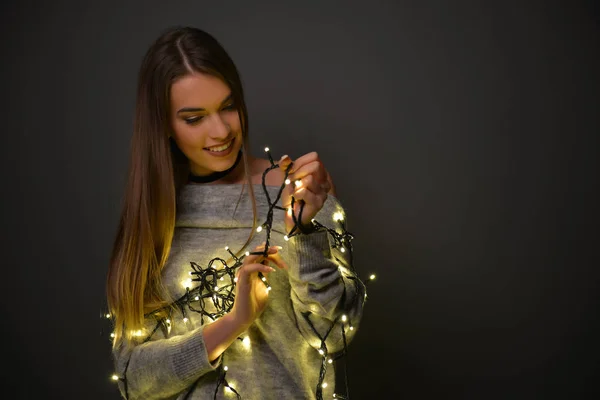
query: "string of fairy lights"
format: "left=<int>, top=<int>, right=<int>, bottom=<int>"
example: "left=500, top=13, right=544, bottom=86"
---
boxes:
left=102, top=147, right=377, bottom=399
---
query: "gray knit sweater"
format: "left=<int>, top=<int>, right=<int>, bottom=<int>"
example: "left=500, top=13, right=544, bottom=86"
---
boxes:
left=112, top=183, right=365, bottom=399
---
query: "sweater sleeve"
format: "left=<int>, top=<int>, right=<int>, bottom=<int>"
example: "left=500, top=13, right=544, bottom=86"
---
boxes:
left=111, top=323, right=222, bottom=399
left=285, top=198, right=366, bottom=355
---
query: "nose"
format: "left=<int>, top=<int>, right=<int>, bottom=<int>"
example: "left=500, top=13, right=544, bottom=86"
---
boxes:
left=207, top=113, right=231, bottom=140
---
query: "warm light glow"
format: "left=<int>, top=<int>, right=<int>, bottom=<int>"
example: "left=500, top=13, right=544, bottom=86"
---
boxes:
left=266, top=286, right=272, bottom=292
left=322, top=382, right=328, bottom=388
left=328, top=358, right=333, bottom=364
left=111, top=374, right=119, bottom=381
left=224, top=366, right=229, bottom=371
left=195, top=296, right=200, bottom=301
left=234, top=277, right=238, bottom=282
left=342, top=315, right=347, bottom=322
left=261, top=277, right=266, bottom=282
left=183, top=317, right=189, bottom=323
left=370, top=274, right=376, bottom=280
left=214, top=286, right=219, bottom=291
left=287, top=207, right=293, bottom=217
left=245, top=251, right=250, bottom=256
left=284, top=235, right=289, bottom=241
left=333, top=212, right=344, bottom=221
left=350, top=326, right=354, bottom=331
left=295, top=180, right=302, bottom=187
left=242, top=336, right=251, bottom=349
left=225, top=246, right=229, bottom=251
left=182, top=278, right=192, bottom=289
left=220, top=277, right=224, bottom=281
left=340, top=247, right=346, bottom=253
left=285, top=179, right=291, bottom=185
left=256, top=226, right=263, bottom=233
left=318, top=349, right=324, bottom=355
left=166, top=319, right=171, bottom=324
left=264, top=147, right=269, bottom=152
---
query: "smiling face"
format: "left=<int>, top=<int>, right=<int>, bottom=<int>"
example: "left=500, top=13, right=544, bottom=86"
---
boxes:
left=169, top=72, right=243, bottom=176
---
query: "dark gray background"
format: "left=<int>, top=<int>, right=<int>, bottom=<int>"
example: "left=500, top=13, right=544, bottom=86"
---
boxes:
left=1, top=0, right=599, bottom=398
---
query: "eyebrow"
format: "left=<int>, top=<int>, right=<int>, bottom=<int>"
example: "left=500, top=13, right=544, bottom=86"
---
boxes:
left=176, top=93, right=233, bottom=114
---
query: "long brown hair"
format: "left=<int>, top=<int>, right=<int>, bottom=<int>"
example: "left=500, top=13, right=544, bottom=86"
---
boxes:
left=106, top=26, right=258, bottom=348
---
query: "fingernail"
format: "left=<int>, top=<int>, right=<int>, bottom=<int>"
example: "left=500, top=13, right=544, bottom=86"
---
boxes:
left=275, top=246, right=283, bottom=250
left=280, top=154, right=288, bottom=161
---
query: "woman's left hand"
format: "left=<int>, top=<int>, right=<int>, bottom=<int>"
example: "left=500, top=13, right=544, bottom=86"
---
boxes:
left=279, top=152, right=333, bottom=233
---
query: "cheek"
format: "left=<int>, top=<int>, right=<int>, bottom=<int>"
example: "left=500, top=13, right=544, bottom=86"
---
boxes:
left=225, top=112, right=242, bottom=131
left=173, top=123, right=207, bottom=150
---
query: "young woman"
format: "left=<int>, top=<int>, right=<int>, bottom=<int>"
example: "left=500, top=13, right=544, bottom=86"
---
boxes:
left=106, top=26, right=366, bottom=400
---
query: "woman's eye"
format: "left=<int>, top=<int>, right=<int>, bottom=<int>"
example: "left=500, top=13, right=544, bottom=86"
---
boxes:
left=184, top=116, right=203, bottom=125
left=222, top=103, right=236, bottom=111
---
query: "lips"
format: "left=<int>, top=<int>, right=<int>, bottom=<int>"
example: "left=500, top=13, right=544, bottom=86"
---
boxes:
left=204, top=138, right=234, bottom=152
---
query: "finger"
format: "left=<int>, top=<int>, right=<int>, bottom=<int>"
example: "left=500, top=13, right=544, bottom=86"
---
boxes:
left=294, top=174, right=322, bottom=195
left=278, top=154, right=293, bottom=171
left=237, top=263, right=275, bottom=287
left=290, top=161, right=322, bottom=182
left=264, top=252, right=289, bottom=270
left=288, top=152, right=320, bottom=174
left=293, top=187, right=327, bottom=210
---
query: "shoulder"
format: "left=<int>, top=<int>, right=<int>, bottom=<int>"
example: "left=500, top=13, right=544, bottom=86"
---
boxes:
left=250, top=158, right=286, bottom=186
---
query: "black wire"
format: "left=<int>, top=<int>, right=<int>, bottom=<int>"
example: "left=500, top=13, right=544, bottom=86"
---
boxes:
left=105, top=148, right=370, bottom=399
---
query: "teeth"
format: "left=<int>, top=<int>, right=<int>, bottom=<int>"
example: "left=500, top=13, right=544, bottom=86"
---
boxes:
left=206, top=141, right=232, bottom=152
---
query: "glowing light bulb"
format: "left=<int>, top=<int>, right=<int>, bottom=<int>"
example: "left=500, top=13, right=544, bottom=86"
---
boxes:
left=245, top=251, right=250, bottom=256
left=214, top=286, right=219, bottom=291
left=333, top=394, right=337, bottom=398
left=261, top=277, right=266, bottom=282
left=220, top=277, right=224, bottom=281
left=340, top=247, right=345, bottom=253
left=234, top=277, right=238, bottom=282
left=105, top=313, right=111, bottom=318
left=350, top=326, right=354, bottom=331
left=183, top=317, right=188, bottom=323
left=189, top=271, right=193, bottom=275
left=333, top=212, right=344, bottom=222
left=111, top=374, right=119, bottom=381
left=341, top=315, right=347, bottom=322
left=284, top=235, right=289, bottom=241
left=266, top=286, right=272, bottom=292
left=322, top=382, right=328, bottom=388
left=182, top=279, right=192, bottom=289
left=264, top=147, right=269, bottom=152
left=224, top=366, right=229, bottom=371
left=285, top=179, right=291, bottom=185
left=328, top=358, right=333, bottom=364
left=318, top=349, right=324, bottom=355
left=225, top=246, right=229, bottom=251
left=256, top=226, right=263, bottom=233
left=287, top=207, right=293, bottom=217
left=242, top=336, right=251, bottom=348
left=370, top=274, right=376, bottom=280
left=110, top=333, right=115, bottom=338
left=295, top=180, right=302, bottom=187
left=311, top=218, right=315, bottom=223
left=166, top=319, right=171, bottom=324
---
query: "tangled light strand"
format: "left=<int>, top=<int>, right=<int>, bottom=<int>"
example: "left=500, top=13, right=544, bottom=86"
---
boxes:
left=103, top=147, right=377, bottom=399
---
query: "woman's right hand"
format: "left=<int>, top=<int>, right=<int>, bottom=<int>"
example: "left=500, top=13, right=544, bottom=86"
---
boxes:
left=230, top=243, right=287, bottom=329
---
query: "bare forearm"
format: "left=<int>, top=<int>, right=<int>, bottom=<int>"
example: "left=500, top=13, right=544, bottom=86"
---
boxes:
left=202, top=313, right=248, bottom=362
